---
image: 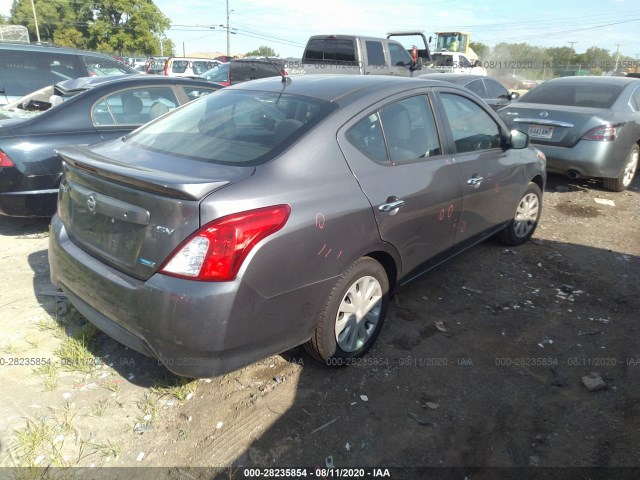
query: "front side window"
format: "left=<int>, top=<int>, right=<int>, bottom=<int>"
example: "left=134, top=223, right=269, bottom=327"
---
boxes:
left=389, top=43, right=412, bottom=67
left=439, top=93, right=501, bottom=153
left=127, top=90, right=336, bottom=165
left=465, top=79, right=487, bottom=98
left=484, top=79, right=508, bottom=98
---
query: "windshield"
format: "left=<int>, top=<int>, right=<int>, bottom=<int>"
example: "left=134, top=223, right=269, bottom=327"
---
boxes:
left=519, top=82, right=624, bottom=108
left=127, top=89, right=337, bottom=166
left=201, top=64, right=230, bottom=83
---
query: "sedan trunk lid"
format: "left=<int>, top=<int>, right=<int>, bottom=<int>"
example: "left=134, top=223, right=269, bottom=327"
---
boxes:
left=56, top=143, right=255, bottom=281
left=500, top=103, right=614, bottom=148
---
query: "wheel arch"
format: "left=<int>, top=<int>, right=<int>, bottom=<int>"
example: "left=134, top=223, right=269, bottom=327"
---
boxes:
left=364, top=250, right=398, bottom=296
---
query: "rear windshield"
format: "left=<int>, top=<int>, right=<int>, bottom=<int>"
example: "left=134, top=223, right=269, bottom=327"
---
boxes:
left=127, top=89, right=337, bottom=166
left=519, top=82, right=624, bottom=108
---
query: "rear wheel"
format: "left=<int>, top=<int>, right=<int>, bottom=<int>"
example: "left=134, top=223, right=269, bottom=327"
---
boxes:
left=603, top=144, right=638, bottom=192
left=305, top=257, right=389, bottom=365
left=497, top=182, right=542, bottom=246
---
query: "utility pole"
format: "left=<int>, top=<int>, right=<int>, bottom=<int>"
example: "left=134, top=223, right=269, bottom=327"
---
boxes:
left=30, top=0, right=40, bottom=42
left=226, top=0, right=230, bottom=57
left=614, top=44, right=623, bottom=68
left=566, top=41, right=577, bottom=70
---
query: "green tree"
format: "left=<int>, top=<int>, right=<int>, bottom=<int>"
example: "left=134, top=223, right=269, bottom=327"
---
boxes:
left=469, top=41, right=489, bottom=59
left=9, top=0, right=172, bottom=55
left=245, top=45, right=279, bottom=57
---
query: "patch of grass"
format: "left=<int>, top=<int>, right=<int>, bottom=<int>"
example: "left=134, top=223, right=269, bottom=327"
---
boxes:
left=2, top=342, right=19, bottom=354
left=102, top=379, right=121, bottom=395
left=54, top=402, right=76, bottom=435
left=134, top=393, right=159, bottom=428
left=10, top=417, right=54, bottom=466
left=34, top=362, right=60, bottom=391
left=151, top=375, right=198, bottom=401
left=35, top=316, right=66, bottom=339
left=89, top=399, right=110, bottom=417
left=54, top=322, right=99, bottom=374
left=24, top=336, right=39, bottom=349
left=89, top=440, right=121, bottom=460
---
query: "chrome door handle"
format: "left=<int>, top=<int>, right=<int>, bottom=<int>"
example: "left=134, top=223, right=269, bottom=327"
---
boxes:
left=378, top=200, right=405, bottom=213
left=467, top=176, right=484, bottom=188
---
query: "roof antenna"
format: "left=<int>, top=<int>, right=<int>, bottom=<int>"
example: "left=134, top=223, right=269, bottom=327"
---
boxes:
left=265, top=56, right=290, bottom=84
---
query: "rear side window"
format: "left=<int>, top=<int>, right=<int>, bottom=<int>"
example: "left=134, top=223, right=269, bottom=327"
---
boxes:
left=520, top=82, right=623, bottom=108
left=82, top=54, right=136, bottom=76
left=91, top=87, right=178, bottom=126
left=128, top=90, right=337, bottom=165
left=365, top=41, right=385, bottom=66
left=347, top=95, right=441, bottom=163
left=0, top=49, right=85, bottom=98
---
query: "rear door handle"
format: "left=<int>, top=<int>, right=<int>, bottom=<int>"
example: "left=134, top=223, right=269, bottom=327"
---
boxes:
left=378, top=200, right=405, bottom=213
left=467, top=175, right=484, bottom=188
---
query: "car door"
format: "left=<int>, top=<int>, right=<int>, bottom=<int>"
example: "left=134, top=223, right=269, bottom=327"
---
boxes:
left=337, top=93, right=463, bottom=280
left=91, top=86, right=179, bottom=141
left=433, top=90, right=523, bottom=246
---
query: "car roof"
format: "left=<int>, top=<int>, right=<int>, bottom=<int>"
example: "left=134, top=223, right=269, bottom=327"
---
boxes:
left=230, top=74, right=448, bottom=103
left=56, top=74, right=220, bottom=93
left=0, top=41, right=116, bottom=58
left=545, top=76, right=640, bottom=86
left=418, top=73, right=486, bottom=84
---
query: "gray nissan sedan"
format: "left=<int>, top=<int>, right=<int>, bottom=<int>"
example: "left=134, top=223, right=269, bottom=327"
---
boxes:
left=498, top=76, right=640, bottom=191
left=49, top=75, right=546, bottom=377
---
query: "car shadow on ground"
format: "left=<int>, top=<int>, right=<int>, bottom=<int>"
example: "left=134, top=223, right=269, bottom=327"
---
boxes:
left=544, top=171, right=640, bottom=194
left=205, top=238, right=640, bottom=473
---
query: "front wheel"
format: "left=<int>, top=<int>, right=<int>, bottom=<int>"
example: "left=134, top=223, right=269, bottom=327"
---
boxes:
left=497, top=182, right=542, bottom=246
left=603, top=144, right=638, bottom=192
left=304, top=257, right=389, bottom=365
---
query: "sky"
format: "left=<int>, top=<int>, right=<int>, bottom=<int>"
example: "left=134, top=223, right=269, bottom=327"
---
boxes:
left=1, top=0, right=639, bottom=60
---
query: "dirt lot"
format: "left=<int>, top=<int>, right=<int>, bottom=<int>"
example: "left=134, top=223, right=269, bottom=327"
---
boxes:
left=0, top=173, right=639, bottom=479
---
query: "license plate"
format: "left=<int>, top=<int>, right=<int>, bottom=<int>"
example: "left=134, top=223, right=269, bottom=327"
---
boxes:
left=528, top=125, right=553, bottom=139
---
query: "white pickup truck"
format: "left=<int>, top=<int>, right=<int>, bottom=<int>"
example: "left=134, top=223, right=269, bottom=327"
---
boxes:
left=426, top=51, right=487, bottom=75
left=295, top=34, right=423, bottom=76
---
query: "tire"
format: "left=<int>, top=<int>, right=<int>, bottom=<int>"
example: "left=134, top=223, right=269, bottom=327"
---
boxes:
left=304, top=257, right=389, bottom=365
left=497, top=182, right=542, bottom=246
left=603, top=144, right=639, bottom=192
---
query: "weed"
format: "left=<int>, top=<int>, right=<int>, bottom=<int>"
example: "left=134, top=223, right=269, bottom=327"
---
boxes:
left=10, top=417, right=53, bottom=466
left=2, top=342, right=19, bottom=354
left=89, top=440, right=121, bottom=460
left=54, top=322, right=99, bottom=374
left=136, top=393, right=159, bottom=423
left=89, top=399, right=110, bottom=417
left=151, top=374, right=198, bottom=401
left=24, top=336, right=39, bottom=349
left=34, top=362, right=60, bottom=391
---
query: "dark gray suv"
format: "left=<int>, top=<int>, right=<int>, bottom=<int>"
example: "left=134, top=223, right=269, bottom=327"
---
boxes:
left=0, top=42, right=137, bottom=105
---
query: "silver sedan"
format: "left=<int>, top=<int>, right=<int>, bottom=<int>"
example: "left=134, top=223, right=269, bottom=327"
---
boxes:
left=498, top=76, right=640, bottom=191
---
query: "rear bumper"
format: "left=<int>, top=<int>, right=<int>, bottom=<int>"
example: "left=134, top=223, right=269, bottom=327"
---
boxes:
left=0, top=189, right=58, bottom=217
left=49, top=215, right=328, bottom=377
left=533, top=140, right=631, bottom=179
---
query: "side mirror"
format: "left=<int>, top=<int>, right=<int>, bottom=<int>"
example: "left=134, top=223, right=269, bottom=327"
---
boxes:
left=410, top=57, right=424, bottom=71
left=510, top=129, right=529, bottom=149
left=509, top=91, right=520, bottom=100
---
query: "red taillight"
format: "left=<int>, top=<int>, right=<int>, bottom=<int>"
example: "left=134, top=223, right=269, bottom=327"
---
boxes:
left=0, top=150, right=15, bottom=167
left=159, top=205, right=291, bottom=281
left=582, top=123, right=624, bottom=142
